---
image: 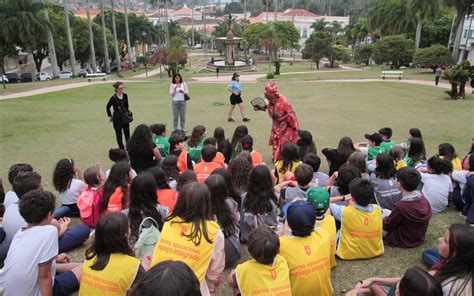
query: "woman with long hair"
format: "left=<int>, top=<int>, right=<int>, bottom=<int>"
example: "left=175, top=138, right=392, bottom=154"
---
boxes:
left=240, top=165, right=279, bottom=244
left=227, top=72, right=250, bottom=122
left=322, top=136, right=356, bottom=176
left=214, top=127, right=232, bottom=164
left=169, top=73, right=189, bottom=131
left=106, top=81, right=131, bottom=149
left=52, top=158, right=84, bottom=219
left=228, top=157, right=252, bottom=197
left=187, top=125, right=207, bottom=163
left=205, top=174, right=241, bottom=266
left=101, top=162, right=131, bottom=214
left=150, top=182, right=225, bottom=295
left=274, top=142, right=301, bottom=183
left=230, top=125, right=248, bottom=161
left=127, top=173, right=165, bottom=242
left=370, top=153, right=402, bottom=210
left=79, top=213, right=144, bottom=295
left=211, top=168, right=241, bottom=207
left=127, top=124, right=161, bottom=174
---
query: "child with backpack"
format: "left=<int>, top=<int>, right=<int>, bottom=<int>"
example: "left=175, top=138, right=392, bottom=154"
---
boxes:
left=77, top=165, right=104, bottom=227
left=52, top=158, right=85, bottom=219
left=79, top=213, right=146, bottom=295
left=228, top=227, right=292, bottom=296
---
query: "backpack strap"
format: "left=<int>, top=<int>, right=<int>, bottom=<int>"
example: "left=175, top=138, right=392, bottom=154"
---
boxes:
left=139, top=217, right=159, bottom=233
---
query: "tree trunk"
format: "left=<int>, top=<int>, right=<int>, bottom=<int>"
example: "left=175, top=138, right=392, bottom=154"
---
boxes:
left=266, top=0, right=269, bottom=23
left=124, top=0, right=133, bottom=66
left=316, top=60, right=320, bottom=69
left=100, top=0, right=111, bottom=73
left=452, top=7, right=467, bottom=62
left=274, top=0, right=278, bottom=21
left=415, top=16, right=422, bottom=49
left=449, top=82, right=458, bottom=99
left=459, top=82, right=466, bottom=99
left=64, top=6, right=77, bottom=76
left=43, top=7, right=60, bottom=78
left=110, top=0, right=121, bottom=70
left=86, top=0, right=97, bottom=72
left=244, top=0, right=247, bottom=19
left=26, top=46, right=38, bottom=81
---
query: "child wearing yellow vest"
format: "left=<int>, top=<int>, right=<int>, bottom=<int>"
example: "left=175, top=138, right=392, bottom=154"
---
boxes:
left=306, top=186, right=337, bottom=268
left=79, top=212, right=144, bottom=296
left=228, top=227, right=292, bottom=296
left=280, top=201, right=333, bottom=296
left=330, top=178, right=384, bottom=260
left=150, top=182, right=225, bottom=296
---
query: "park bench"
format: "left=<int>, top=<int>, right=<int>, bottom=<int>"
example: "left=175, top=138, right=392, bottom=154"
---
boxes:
left=381, top=71, right=403, bottom=80
left=86, top=73, right=107, bottom=82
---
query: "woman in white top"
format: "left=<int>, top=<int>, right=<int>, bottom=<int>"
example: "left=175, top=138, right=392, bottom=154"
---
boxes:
left=169, top=73, right=189, bottom=132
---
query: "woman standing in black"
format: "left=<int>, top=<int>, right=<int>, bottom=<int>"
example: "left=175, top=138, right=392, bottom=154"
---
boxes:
left=106, top=81, right=130, bottom=149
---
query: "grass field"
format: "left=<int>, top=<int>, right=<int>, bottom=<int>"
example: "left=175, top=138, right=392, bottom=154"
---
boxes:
left=0, top=79, right=473, bottom=295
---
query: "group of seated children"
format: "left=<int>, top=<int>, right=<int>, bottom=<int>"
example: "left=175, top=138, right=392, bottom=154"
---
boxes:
left=0, top=122, right=472, bottom=296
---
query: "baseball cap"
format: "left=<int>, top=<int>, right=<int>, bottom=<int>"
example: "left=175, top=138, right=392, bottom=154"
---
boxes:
left=283, top=201, right=316, bottom=236
left=297, top=130, right=313, bottom=144
left=364, top=133, right=383, bottom=145
left=306, top=186, right=330, bottom=212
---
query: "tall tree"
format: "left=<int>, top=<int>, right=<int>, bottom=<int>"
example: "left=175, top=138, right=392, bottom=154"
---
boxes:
left=64, top=3, right=77, bottom=75
left=100, top=0, right=111, bottom=73
left=124, top=0, right=132, bottom=65
left=444, top=0, right=474, bottom=61
left=86, top=0, right=97, bottom=71
left=43, top=0, right=60, bottom=78
left=408, top=0, right=439, bottom=49
left=110, top=0, right=121, bottom=69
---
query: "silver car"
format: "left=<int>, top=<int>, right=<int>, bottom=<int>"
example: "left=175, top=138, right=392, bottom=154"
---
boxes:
left=59, top=70, right=73, bottom=79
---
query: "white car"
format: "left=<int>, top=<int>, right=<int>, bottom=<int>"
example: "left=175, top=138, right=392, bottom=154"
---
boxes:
left=37, top=72, right=52, bottom=81
left=59, top=70, right=73, bottom=79
left=1, top=75, right=8, bottom=83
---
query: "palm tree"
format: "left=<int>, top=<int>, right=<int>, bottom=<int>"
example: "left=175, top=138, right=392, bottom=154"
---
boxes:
left=445, top=0, right=474, bottom=61
left=86, top=0, right=97, bottom=72
left=110, top=0, right=121, bottom=71
left=408, top=0, right=439, bottom=49
left=63, top=3, right=77, bottom=76
left=42, top=1, right=60, bottom=78
left=124, top=0, right=133, bottom=66
left=99, top=0, right=111, bottom=73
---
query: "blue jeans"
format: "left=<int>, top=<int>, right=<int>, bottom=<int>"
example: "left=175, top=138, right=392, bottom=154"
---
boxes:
left=422, top=248, right=440, bottom=268
left=53, top=270, right=79, bottom=296
left=172, top=100, right=186, bottom=130
left=58, top=225, right=90, bottom=253
left=53, top=204, right=80, bottom=220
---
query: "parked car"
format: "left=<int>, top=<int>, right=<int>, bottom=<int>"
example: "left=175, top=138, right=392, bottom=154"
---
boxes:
left=59, top=70, right=73, bottom=79
left=20, top=73, right=33, bottom=83
left=37, top=72, right=52, bottom=81
left=5, top=72, right=18, bottom=83
left=1, top=74, right=8, bottom=83
left=78, top=69, right=89, bottom=78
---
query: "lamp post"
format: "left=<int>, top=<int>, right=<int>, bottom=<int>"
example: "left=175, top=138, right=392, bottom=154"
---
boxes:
left=142, top=31, right=148, bottom=77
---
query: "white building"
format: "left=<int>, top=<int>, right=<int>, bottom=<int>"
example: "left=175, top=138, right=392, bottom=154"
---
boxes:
left=456, top=14, right=474, bottom=65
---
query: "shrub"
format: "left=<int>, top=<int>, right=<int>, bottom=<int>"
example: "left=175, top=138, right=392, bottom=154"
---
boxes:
left=266, top=72, right=275, bottom=79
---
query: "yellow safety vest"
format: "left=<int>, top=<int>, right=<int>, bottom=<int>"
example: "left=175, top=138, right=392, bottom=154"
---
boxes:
left=79, top=253, right=140, bottom=296
left=336, top=205, right=384, bottom=260
left=279, top=231, right=333, bottom=296
left=235, top=255, right=292, bottom=296
left=316, top=214, right=337, bottom=268
left=150, top=217, right=219, bottom=286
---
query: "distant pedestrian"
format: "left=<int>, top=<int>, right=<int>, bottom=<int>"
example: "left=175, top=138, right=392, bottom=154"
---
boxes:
left=435, top=66, right=442, bottom=86
left=227, top=72, right=250, bottom=122
left=470, top=78, right=474, bottom=94
left=216, top=67, right=220, bottom=78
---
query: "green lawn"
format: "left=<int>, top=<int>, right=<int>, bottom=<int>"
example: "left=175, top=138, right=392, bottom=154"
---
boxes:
left=0, top=80, right=472, bottom=295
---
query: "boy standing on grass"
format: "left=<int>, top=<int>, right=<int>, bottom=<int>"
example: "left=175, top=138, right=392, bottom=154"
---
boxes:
left=378, top=127, right=397, bottom=153
left=383, top=167, right=432, bottom=248
left=228, top=227, right=292, bottom=296
left=279, top=201, right=333, bottom=296
left=0, top=190, right=81, bottom=296
left=331, top=178, right=384, bottom=260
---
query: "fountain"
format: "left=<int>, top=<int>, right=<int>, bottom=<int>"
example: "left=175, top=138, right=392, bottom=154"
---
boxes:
left=205, top=14, right=254, bottom=72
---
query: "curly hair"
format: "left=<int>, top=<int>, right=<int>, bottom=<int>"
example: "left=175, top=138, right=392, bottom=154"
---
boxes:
left=53, top=158, right=75, bottom=193
left=244, top=165, right=275, bottom=215
left=228, top=157, right=252, bottom=193
left=188, top=125, right=206, bottom=148
left=127, top=124, right=154, bottom=156
left=19, top=190, right=55, bottom=224
left=8, top=163, right=33, bottom=185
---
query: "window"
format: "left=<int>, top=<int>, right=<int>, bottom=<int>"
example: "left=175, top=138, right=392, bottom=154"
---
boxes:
left=302, top=28, right=308, bottom=38
left=464, top=29, right=468, bottom=38
left=470, top=30, right=474, bottom=38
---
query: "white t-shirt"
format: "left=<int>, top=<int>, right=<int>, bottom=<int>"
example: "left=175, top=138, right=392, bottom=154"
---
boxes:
left=105, top=168, right=137, bottom=180
left=3, top=203, right=27, bottom=243
left=172, top=83, right=186, bottom=102
left=451, top=170, right=468, bottom=191
left=0, top=225, right=58, bottom=296
left=3, top=191, right=18, bottom=209
left=420, top=173, right=453, bottom=213
left=60, top=178, right=85, bottom=205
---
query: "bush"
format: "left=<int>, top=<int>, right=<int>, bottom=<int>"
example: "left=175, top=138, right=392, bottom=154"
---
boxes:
left=372, top=35, right=415, bottom=69
left=354, top=44, right=373, bottom=65
left=412, top=44, right=453, bottom=71
left=266, top=72, right=275, bottom=79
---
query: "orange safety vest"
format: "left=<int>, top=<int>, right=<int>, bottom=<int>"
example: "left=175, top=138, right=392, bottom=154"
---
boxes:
left=106, top=187, right=124, bottom=214
left=213, top=152, right=226, bottom=168
left=177, top=150, right=189, bottom=173
left=156, top=189, right=177, bottom=213
left=251, top=150, right=263, bottom=166
left=194, top=162, right=222, bottom=183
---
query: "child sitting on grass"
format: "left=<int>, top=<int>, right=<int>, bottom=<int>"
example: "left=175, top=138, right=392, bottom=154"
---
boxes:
left=150, top=123, right=170, bottom=158
left=194, top=145, right=222, bottom=183
left=106, top=148, right=137, bottom=180
left=77, top=165, right=104, bottom=228
left=52, top=158, right=84, bottom=219
left=0, top=190, right=82, bottom=296
left=355, top=132, right=384, bottom=161
left=389, top=146, right=407, bottom=170
left=275, top=164, right=314, bottom=205
left=280, top=201, right=333, bottom=296
left=378, top=127, right=397, bottom=153
left=187, top=125, right=207, bottom=163
left=169, top=130, right=193, bottom=172
left=203, top=137, right=226, bottom=168
left=303, top=153, right=329, bottom=187
left=331, top=178, right=384, bottom=260
left=3, top=163, right=33, bottom=209
left=383, top=167, right=432, bottom=248
left=420, top=156, right=453, bottom=213
left=228, top=227, right=292, bottom=296
left=241, top=135, right=263, bottom=166
left=370, top=153, right=402, bottom=210
left=274, top=143, right=301, bottom=183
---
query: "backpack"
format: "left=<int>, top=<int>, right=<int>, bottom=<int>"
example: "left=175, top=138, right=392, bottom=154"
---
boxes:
left=134, top=217, right=161, bottom=259
left=77, top=187, right=102, bottom=227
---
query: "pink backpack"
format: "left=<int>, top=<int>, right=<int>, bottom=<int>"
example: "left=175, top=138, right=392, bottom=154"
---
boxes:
left=77, top=187, right=102, bottom=227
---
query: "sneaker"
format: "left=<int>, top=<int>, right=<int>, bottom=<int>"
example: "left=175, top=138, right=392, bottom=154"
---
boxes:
left=243, top=117, right=251, bottom=122
left=227, top=118, right=235, bottom=122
